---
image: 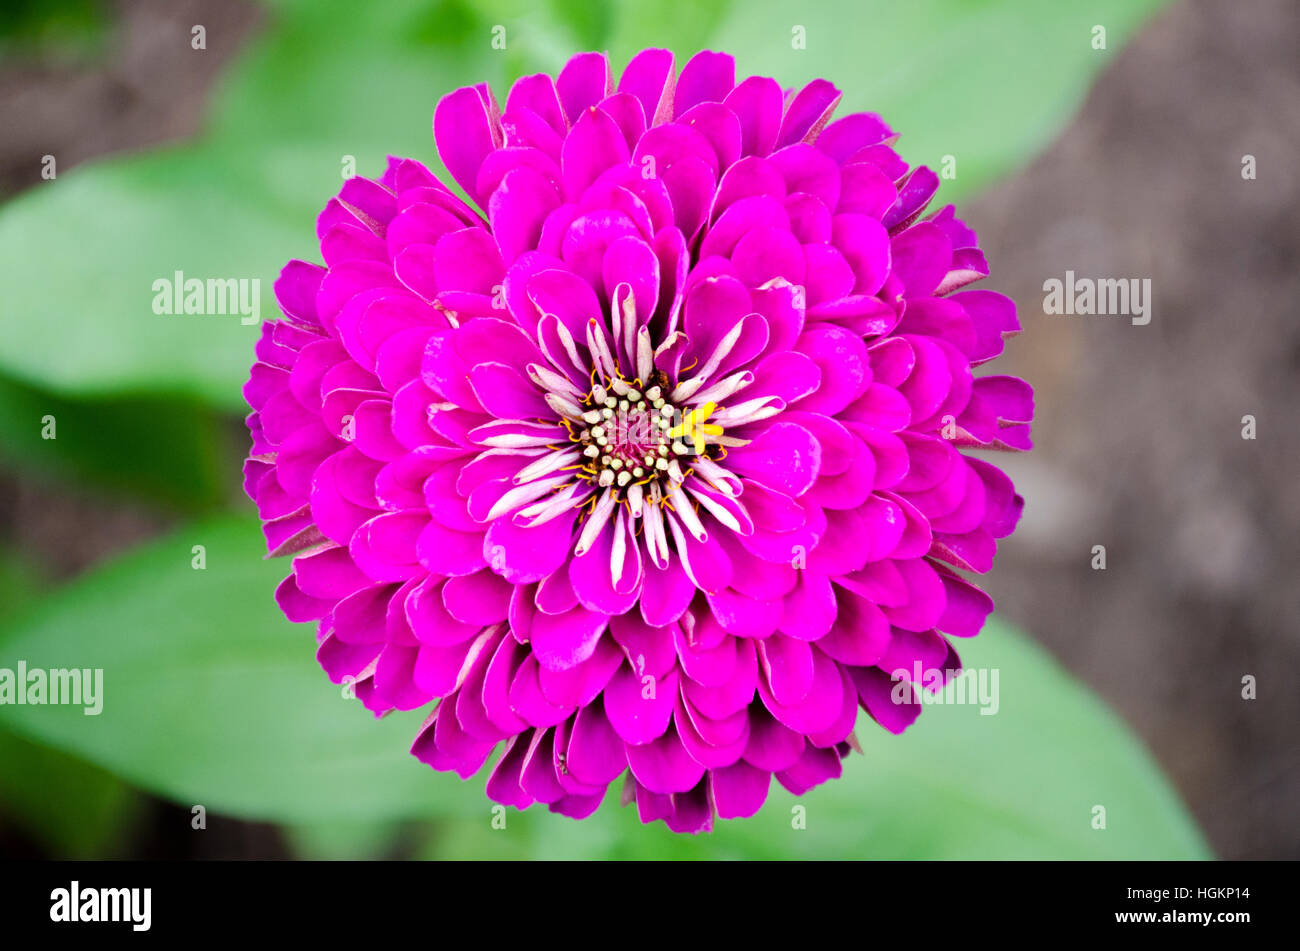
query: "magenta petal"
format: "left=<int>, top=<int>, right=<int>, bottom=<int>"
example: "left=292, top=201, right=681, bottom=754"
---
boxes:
left=724, top=76, right=783, bottom=157
left=852, top=665, right=920, bottom=734
left=732, top=225, right=806, bottom=287
left=749, top=350, right=821, bottom=404
left=556, top=51, right=611, bottom=125
left=484, top=734, right=532, bottom=809
left=434, top=85, right=500, bottom=207
left=454, top=647, right=507, bottom=740
left=891, top=221, right=952, bottom=298
left=350, top=511, right=426, bottom=582
left=490, top=165, right=562, bottom=262
left=775, top=744, right=843, bottom=796
left=817, top=112, right=894, bottom=163
left=770, top=144, right=841, bottom=211
left=673, top=623, right=738, bottom=687
left=817, top=588, right=890, bottom=665
left=609, top=611, right=678, bottom=679
left=387, top=202, right=464, bottom=259
left=663, top=780, right=713, bottom=833
left=413, top=700, right=497, bottom=779
left=682, top=638, right=757, bottom=720
left=536, top=629, right=622, bottom=708
left=618, top=47, right=676, bottom=125
left=674, top=699, right=748, bottom=769
left=330, top=583, right=393, bottom=646
left=640, top=556, right=695, bottom=627
left=275, top=573, right=332, bottom=623
left=535, top=568, right=579, bottom=615
left=725, top=421, right=822, bottom=497
left=527, top=267, right=604, bottom=341
left=672, top=524, right=733, bottom=594
left=777, top=78, right=841, bottom=148
left=633, top=781, right=673, bottom=825
left=598, top=91, right=648, bottom=151
left=482, top=636, right=529, bottom=734
left=434, top=227, right=505, bottom=294
left=407, top=577, right=478, bottom=647
left=442, top=569, right=511, bottom=626
left=562, top=105, right=631, bottom=199
left=469, top=362, right=551, bottom=420
left=508, top=653, right=574, bottom=728
left=743, top=705, right=806, bottom=771
left=673, top=50, right=736, bottom=117
left=807, top=667, right=860, bottom=748
left=483, top=507, right=577, bottom=584
left=880, top=628, right=951, bottom=687
left=604, top=661, right=679, bottom=746
left=568, top=522, right=640, bottom=615
left=701, top=195, right=789, bottom=259
left=602, top=236, right=661, bottom=324
left=373, top=643, right=432, bottom=711
left=757, top=645, right=843, bottom=734
left=885, top=166, right=941, bottom=232
left=659, top=156, right=716, bottom=240
left=549, top=789, right=606, bottom=819
left=519, top=728, right=567, bottom=803
left=413, top=630, right=494, bottom=699
left=880, top=557, right=946, bottom=632
left=832, top=213, right=891, bottom=296
left=706, top=587, right=781, bottom=638
left=777, top=571, right=836, bottom=640
left=292, top=545, right=369, bottom=600
left=416, top=519, right=487, bottom=577
left=566, top=699, right=628, bottom=786
left=505, top=73, right=566, bottom=134
left=838, top=161, right=897, bottom=218
left=758, top=634, right=815, bottom=706
left=795, top=324, right=870, bottom=416
left=530, top=606, right=608, bottom=672
left=275, top=260, right=325, bottom=327
left=709, top=759, right=772, bottom=819
left=625, top=721, right=706, bottom=794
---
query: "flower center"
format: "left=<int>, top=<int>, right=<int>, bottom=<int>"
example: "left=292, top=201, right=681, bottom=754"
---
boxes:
left=568, top=373, right=723, bottom=496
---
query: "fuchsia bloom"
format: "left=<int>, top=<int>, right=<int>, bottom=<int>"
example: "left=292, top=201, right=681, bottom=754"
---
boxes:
left=243, top=49, right=1032, bottom=832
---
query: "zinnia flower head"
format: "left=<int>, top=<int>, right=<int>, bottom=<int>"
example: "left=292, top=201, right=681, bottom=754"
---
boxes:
left=243, top=49, right=1032, bottom=832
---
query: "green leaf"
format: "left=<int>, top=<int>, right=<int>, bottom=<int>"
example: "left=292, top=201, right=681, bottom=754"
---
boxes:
left=702, top=0, right=1169, bottom=206
left=0, top=513, right=485, bottom=823
left=283, top=817, right=405, bottom=860
left=0, top=0, right=1167, bottom=408
left=0, top=373, right=229, bottom=509
left=0, top=150, right=302, bottom=409
left=0, top=547, right=45, bottom=632
left=605, top=0, right=734, bottom=65
left=0, top=512, right=1208, bottom=857
left=0, top=729, right=139, bottom=858
left=0, top=0, right=108, bottom=59
left=416, top=617, right=1210, bottom=860
left=0, top=0, right=567, bottom=411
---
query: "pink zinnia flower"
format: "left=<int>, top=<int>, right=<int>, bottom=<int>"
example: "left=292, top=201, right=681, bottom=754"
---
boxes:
left=243, top=49, right=1032, bottom=832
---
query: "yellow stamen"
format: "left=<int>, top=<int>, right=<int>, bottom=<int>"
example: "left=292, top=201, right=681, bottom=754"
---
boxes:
left=668, top=401, right=724, bottom=455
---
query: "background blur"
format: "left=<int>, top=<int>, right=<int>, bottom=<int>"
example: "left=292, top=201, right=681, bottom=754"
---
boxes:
left=0, top=0, right=1294, bottom=859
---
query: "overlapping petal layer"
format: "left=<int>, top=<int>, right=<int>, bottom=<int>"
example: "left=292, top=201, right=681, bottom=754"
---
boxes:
left=244, top=49, right=1032, bottom=832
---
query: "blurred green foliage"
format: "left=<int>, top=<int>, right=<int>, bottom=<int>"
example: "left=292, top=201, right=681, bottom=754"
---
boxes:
left=0, top=0, right=1166, bottom=412
left=0, top=376, right=231, bottom=511
left=0, top=516, right=1208, bottom=858
left=0, top=0, right=1195, bottom=859
left=0, top=0, right=107, bottom=58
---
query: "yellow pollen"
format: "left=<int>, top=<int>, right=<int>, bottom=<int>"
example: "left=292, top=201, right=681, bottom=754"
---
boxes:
left=667, top=401, right=724, bottom=455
